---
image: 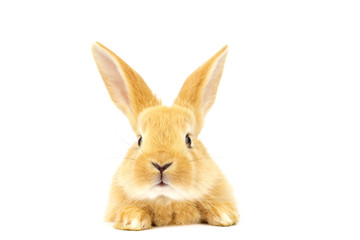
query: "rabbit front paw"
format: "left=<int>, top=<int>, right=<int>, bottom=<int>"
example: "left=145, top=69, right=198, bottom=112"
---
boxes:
left=113, top=206, right=151, bottom=231
left=204, top=202, right=239, bottom=227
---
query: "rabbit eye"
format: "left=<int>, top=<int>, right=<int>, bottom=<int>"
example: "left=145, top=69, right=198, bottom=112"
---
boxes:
left=185, top=134, right=192, bottom=148
left=138, top=136, right=142, bottom=147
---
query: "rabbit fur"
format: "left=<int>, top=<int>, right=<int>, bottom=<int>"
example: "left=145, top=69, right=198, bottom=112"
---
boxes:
left=92, top=42, right=238, bottom=230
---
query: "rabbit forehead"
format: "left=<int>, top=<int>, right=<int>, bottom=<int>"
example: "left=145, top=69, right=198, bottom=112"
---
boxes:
left=138, top=105, right=195, bottom=135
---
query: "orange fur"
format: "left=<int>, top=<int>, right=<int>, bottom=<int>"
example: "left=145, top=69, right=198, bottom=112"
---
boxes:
left=92, top=43, right=238, bottom=230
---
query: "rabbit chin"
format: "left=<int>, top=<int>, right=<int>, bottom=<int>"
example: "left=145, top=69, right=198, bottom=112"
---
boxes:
left=146, top=186, right=186, bottom=200
left=126, top=185, right=199, bottom=201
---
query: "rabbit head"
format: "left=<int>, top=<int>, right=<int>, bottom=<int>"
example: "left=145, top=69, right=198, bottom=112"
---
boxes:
left=92, top=42, right=228, bottom=201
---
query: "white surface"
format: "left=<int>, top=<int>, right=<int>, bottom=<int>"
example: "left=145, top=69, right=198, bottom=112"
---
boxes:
left=0, top=0, right=359, bottom=239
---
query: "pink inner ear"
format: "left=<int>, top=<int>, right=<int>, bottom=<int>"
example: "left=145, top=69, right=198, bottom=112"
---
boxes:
left=202, top=67, right=222, bottom=112
left=93, top=46, right=130, bottom=112
left=201, top=53, right=227, bottom=114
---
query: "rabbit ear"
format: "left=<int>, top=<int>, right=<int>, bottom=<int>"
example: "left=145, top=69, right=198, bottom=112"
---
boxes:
left=174, top=46, right=228, bottom=130
left=92, top=42, right=160, bottom=131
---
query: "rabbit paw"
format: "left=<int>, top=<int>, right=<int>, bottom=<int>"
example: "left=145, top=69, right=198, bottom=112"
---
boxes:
left=204, top=202, right=239, bottom=227
left=113, top=206, right=151, bottom=231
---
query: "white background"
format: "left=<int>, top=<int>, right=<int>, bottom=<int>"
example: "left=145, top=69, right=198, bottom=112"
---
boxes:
left=0, top=0, right=359, bottom=239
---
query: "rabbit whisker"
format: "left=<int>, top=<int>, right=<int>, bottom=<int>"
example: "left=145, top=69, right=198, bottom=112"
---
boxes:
left=105, top=156, right=137, bottom=161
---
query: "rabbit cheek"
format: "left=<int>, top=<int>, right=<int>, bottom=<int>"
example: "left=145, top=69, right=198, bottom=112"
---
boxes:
left=170, top=160, right=194, bottom=188
left=131, top=157, right=153, bottom=188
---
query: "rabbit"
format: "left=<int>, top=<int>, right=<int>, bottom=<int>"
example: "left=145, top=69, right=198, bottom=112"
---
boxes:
left=91, top=42, right=239, bottom=230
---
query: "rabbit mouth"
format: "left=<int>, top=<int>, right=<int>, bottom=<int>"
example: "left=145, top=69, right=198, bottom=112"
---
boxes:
left=155, top=178, right=170, bottom=187
left=154, top=173, right=170, bottom=187
left=157, top=181, right=168, bottom=187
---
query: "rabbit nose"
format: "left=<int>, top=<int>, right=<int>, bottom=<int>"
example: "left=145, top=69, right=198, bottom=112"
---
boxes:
left=151, top=162, right=172, bottom=173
